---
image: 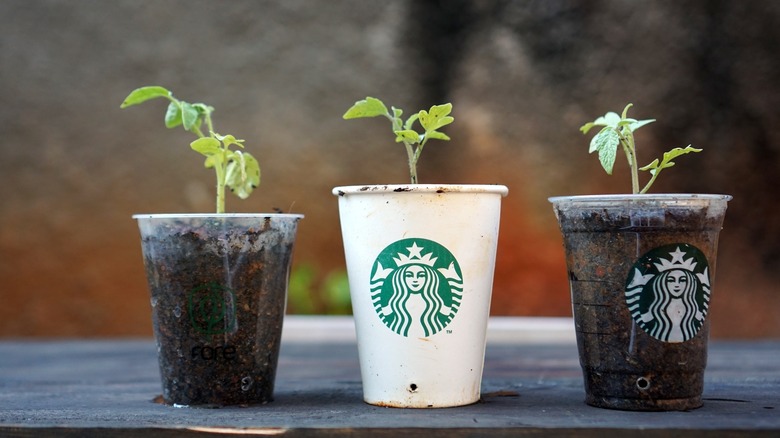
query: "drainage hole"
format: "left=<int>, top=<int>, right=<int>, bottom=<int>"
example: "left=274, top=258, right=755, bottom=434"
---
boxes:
left=636, top=377, right=651, bottom=391
left=409, top=383, right=418, bottom=392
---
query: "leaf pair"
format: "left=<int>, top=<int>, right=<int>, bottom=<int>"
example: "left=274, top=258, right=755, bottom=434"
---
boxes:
left=637, top=145, right=702, bottom=193
left=165, top=101, right=212, bottom=133
left=121, top=86, right=212, bottom=135
left=393, top=104, right=453, bottom=145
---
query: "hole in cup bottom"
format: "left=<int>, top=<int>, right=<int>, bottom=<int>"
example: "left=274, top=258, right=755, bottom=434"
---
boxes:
left=409, top=383, right=418, bottom=392
left=636, top=377, right=651, bottom=391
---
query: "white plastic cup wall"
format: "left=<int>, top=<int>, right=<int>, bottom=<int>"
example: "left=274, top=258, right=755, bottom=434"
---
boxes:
left=333, top=184, right=508, bottom=408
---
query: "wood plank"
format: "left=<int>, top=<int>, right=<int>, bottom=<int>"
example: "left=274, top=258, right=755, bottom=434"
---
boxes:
left=0, top=317, right=777, bottom=437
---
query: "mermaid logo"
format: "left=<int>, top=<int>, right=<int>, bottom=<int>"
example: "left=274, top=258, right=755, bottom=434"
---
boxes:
left=370, top=238, right=463, bottom=337
left=625, top=244, right=711, bottom=343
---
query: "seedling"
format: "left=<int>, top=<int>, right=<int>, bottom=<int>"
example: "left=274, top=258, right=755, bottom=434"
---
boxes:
left=121, top=86, right=260, bottom=213
left=343, top=97, right=453, bottom=184
left=580, top=103, right=701, bottom=194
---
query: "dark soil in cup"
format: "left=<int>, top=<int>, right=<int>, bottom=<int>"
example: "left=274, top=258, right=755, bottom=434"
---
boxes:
left=553, top=200, right=727, bottom=411
left=138, top=218, right=295, bottom=407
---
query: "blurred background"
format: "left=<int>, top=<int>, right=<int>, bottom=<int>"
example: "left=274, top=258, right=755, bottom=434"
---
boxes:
left=1, top=0, right=778, bottom=338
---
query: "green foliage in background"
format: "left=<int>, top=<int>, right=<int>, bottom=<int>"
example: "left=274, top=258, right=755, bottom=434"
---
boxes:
left=580, top=103, right=701, bottom=194
left=288, top=265, right=351, bottom=315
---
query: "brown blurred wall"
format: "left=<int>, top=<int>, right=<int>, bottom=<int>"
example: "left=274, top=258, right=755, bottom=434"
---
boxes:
left=1, top=0, right=778, bottom=338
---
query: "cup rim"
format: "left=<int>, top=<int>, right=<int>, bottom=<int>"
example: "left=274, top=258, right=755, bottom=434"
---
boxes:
left=332, top=184, right=509, bottom=197
left=132, top=213, right=304, bottom=220
left=548, top=193, right=732, bottom=203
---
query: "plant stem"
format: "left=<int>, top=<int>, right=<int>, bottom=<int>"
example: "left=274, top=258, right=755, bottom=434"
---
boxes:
left=216, top=163, right=226, bottom=213
left=639, top=172, right=658, bottom=194
left=409, top=137, right=430, bottom=185
left=154, top=92, right=234, bottom=214
left=192, top=125, right=206, bottom=139
left=621, top=130, right=640, bottom=195
left=406, top=144, right=418, bottom=184
left=386, top=111, right=419, bottom=184
left=201, top=112, right=226, bottom=213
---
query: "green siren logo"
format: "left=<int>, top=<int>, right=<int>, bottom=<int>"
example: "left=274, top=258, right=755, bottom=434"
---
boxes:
left=188, top=282, right=237, bottom=335
left=625, top=244, right=711, bottom=343
left=370, top=238, right=463, bottom=337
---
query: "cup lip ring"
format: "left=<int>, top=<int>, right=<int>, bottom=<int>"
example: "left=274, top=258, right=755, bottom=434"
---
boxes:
left=548, top=193, right=732, bottom=204
left=132, top=213, right=304, bottom=220
left=332, top=184, right=509, bottom=197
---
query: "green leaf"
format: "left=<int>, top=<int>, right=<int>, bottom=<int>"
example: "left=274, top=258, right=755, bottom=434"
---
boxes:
left=180, top=102, right=199, bottom=131
left=425, top=131, right=451, bottom=141
left=225, top=151, right=245, bottom=192
left=403, top=112, right=420, bottom=130
left=343, top=97, right=389, bottom=119
left=120, top=86, right=170, bottom=108
left=590, top=127, right=620, bottom=174
left=244, top=153, right=261, bottom=187
left=203, top=155, right=219, bottom=169
left=418, top=103, right=453, bottom=132
left=215, top=133, right=244, bottom=148
left=192, top=103, right=213, bottom=115
left=226, top=151, right=260, bottom=199
left=621, top=103, right=633, bottom=119
left=580, top=111, right=621, bottom=133
left=394, top=129, right=420, bottom=144
left=579, top=122, right=599, bottom=134
left=629, top=118, right=655, bottom=131
left=589, top=126, right=615, bottom=153
left=164, top=101, right=182, bottom=128
left=190, top=137, right=221, bottom=157
left=638, top=145, right=703, bottom=193
left=640, top=158, right=661, bottom=175
left=601, top=112, right=621, bottom=128
left=640, top=145, right=702, bottom=172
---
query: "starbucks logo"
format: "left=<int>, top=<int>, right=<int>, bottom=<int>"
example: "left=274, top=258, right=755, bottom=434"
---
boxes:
left=625, top=244, right=711, bottom=343
left=370, top=238, right=463, bottom=337
left=188, top=282, right=237, bottom=335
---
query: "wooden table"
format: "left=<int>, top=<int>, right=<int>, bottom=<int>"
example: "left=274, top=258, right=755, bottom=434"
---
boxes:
left=1, top=316, right=778, bottom=437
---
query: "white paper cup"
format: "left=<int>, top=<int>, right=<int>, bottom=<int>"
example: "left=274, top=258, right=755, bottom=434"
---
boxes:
left=333, top=184, right=508, bottom=408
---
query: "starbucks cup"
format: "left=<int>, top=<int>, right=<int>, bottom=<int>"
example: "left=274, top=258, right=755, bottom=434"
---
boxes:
left=549, top=194, right=731, bottom=410
left=332, top=184, right=508, bottom=408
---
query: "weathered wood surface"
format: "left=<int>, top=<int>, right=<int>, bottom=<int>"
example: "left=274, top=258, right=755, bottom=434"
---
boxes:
left=0, top=317, right=777, bottom=437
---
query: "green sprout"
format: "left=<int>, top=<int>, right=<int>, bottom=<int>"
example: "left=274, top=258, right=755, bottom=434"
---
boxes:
left=580, top=103, right=701, bottom=194
left=120, top=86, right=260, bottom=213
left=343, top=97, right=454, bottom=184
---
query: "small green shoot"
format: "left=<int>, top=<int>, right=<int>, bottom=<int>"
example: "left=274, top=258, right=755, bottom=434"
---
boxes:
left=580, top=103, right=701, bottom=194
left=343, top=97, right=454, bottom=184
left=120, top=86, right=260, bottom=213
